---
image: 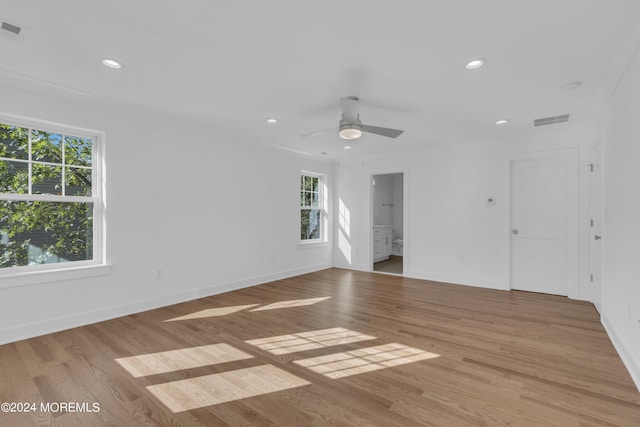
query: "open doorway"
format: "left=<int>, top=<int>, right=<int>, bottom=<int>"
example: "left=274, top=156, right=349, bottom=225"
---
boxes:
left=371, top=173, right=404, bottom=275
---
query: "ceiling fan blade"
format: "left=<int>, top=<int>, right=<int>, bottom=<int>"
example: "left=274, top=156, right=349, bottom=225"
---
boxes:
left=300, top=127, right=338, bottom=137
left=361, top=124, right=404, bottom=138
left=340, top=96, right=360, bottom=122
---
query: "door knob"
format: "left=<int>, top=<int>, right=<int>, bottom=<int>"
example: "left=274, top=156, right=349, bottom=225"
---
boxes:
left=594, top=235, right=602, bottom=240
left=512, top=229, right=519, bottom=235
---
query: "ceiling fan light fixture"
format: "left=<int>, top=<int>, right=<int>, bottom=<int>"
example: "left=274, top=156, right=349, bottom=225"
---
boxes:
left=339, top=123, right=362, bottom=140
left=339, top=128, right=362, bottom=140
left=301, top=97, right=402, bottom=140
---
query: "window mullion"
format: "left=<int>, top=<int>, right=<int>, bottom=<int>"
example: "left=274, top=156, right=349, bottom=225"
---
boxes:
left=0, top=193, right=95, bottom=203
left=61, top=135, right=66, bottom=196
left=91, top=136, right=96, bottom=198
left=27, top=127, right=32, bottom=195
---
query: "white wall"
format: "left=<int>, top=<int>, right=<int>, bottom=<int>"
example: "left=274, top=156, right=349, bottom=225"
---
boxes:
left=0, top=80, right=333, bottom=344
left=597, top=43, right=640, bottom=390
left=334, top=132, right=593, bottom=297
left=372, top=174, right=393, bottom=225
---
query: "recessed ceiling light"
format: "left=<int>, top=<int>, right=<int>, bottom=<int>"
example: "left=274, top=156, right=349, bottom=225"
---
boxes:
left=466, top=58, right=487, bottom=70
left=266, top=118, right=278, bottom=124
left=343, top=146, right=352, bottom=150
left=561, top=81, right=583, bottom=90
left=102, top=58, right=123, bottom=69
left=495, top=119, right=509, bottom=125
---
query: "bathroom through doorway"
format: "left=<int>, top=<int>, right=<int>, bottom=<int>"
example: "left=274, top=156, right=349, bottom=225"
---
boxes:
left=371, top=172, right=404, bottom=275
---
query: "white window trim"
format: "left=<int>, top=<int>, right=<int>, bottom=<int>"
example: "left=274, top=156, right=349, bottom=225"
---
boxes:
left=0, top=112, right=108, bottom=285
left=299, top=170, right=328, bottom=247
left=0, top=264, right=111, bottom=289
left=298, top=240, right=329, bottom=249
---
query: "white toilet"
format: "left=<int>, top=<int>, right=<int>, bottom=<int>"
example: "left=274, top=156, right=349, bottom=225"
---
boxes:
left=392, top=239, right=403, bottom=256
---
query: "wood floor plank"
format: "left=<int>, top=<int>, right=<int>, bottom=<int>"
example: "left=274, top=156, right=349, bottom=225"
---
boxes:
left=0, top=342, right=40, bottom=401
left=1, top=268, right=639, bottom=426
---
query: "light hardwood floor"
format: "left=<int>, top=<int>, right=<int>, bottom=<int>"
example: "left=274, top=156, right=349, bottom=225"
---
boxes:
left=1, top=268, right=639, bottom=426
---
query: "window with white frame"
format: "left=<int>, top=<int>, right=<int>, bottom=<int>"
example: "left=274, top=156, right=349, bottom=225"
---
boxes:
left=0, top=118, right=103, bottom=273
left=300, top=172, right=325, bottom=242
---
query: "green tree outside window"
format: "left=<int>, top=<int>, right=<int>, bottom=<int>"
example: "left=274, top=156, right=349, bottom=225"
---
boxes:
left=0, top=123, right=94, bottom=268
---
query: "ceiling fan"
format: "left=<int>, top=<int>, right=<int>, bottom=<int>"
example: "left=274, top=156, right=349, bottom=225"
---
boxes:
left=302, top=96, right=404, bottom=140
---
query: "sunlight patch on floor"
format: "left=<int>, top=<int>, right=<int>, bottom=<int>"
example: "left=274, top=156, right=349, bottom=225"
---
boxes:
left=294, top=343, right=439, bottom=379
left=115, top=343, right=253, bottom=377
left=250, top=296, right=331, bottom=312
left=164, top=304, right=260, bottom=321
left=245, top=327, right=376, bottom=355
left=146, top=364, right=310, bottom=412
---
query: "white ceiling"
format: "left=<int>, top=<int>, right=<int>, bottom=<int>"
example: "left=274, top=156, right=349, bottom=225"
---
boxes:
left=2, top=0, right=640, bottom=158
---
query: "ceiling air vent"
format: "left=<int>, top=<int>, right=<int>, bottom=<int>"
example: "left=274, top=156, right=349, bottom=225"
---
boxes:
left=0, top=20, right=25, bottom=41
left=534, top=114, right=570, bottom=127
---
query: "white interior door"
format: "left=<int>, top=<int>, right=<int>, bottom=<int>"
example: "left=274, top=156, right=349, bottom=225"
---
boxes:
left=510, top=156, right=569, bottom=295
left=589, top=144, right=603, bottom=313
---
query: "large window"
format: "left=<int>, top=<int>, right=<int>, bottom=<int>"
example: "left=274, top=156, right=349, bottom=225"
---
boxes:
left=0, top=118, right=103, bottom=274
left=300, top=172, right=325, bottom=242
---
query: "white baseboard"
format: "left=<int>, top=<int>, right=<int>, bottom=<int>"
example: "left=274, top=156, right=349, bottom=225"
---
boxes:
left=333, top=262, right=370, bottom=272
left=0, top=263, right=331, bottom=345
left=332, top=264, right=509, bottom=290
left=601, top=314, right=640, bottom=392
left=405, top=270, right=509, bottom=291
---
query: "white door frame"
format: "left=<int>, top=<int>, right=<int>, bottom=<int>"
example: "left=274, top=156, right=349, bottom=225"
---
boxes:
left=509, top=149, right=580, bottom=298
left=369, top=168, right=409, bottom=274
left=589, top=142, right=603, bottom=312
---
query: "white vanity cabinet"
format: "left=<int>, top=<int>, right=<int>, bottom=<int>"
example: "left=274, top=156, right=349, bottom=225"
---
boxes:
left=373, top=226, right=392, bottom=262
